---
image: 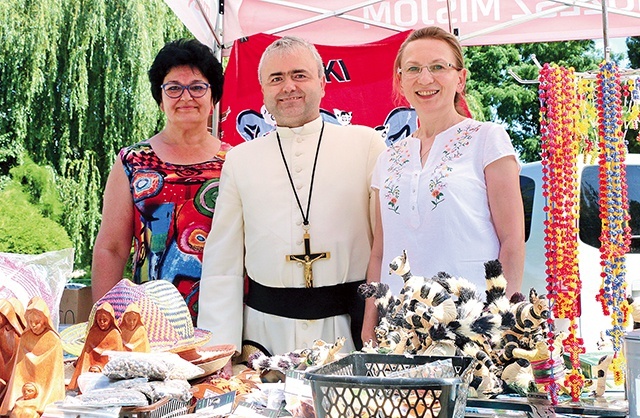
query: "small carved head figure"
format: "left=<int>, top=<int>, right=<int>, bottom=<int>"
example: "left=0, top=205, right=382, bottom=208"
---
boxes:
left=24, top=297, right=53, bottom=336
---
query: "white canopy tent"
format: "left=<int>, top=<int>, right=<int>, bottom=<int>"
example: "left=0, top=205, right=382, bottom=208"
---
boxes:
left=165, top=0, right=640, bottom=54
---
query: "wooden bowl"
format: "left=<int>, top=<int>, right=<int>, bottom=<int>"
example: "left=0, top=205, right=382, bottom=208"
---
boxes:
left=177, top=344, right=236, bottom=379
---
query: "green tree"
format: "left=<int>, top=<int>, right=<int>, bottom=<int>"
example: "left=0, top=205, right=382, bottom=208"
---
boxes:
left=10, top=157, right=64, bottom=221
left=628, top=36, right=640, bottom=68
left=0, top=0, right=190, bottom=272
left=0, top=183, right=72, bottom=254
left=465, top=40, right=602, bottom=163
left=626, top=36, right=640, bottom=154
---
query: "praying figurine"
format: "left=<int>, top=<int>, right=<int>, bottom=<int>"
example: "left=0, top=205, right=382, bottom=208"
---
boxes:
left=0, top=298, right=25, bottom=400
left=9, top=383, right=39, bottom=418
left=69, top=302, right=123, bottom=390
left=119, top=303, right=150, bottom=353
left=0, top=297, right=65, bottom=416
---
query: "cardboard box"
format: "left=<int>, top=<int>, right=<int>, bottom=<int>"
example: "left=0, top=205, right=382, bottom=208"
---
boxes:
left=59, top=286, right=93, bottom=324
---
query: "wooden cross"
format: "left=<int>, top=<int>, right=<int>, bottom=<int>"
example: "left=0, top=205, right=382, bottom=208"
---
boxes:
left=286, top=230, right=330, bottom=288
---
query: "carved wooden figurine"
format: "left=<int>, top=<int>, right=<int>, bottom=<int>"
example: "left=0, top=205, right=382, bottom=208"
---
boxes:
left=7, top=298, right=26, bottom=332
left=69, top=302, right=123, bottom=390
left=9, top=383, right=40, bottom=418
left=0, top=296, right=65, bottom=416
left=0, top=298, right=25, bottom=401
left=119, top=303, right=150, bottom=353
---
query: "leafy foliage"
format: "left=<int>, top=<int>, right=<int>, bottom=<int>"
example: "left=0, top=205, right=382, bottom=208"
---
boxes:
left=0, top=182, right=72, bottom=254
left=625, top=37, right=640, bottom=153
left=57, top=152, right=103, bottom=268
left=0, top=0, right=189, bottom=272
left=10, top=157, right=64, bottom=221
left=0, top=134, right=24, bottom=181
left=465, top=40, right=606, bottom=162
left=628, top=37, right=640, bottom=68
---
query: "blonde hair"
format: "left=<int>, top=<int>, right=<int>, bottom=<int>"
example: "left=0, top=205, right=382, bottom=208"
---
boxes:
left=393, top=26, right=470, bottom=117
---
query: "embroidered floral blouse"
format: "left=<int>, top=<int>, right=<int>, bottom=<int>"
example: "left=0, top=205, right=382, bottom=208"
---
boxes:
left=372, top=119, right=517, bottom=294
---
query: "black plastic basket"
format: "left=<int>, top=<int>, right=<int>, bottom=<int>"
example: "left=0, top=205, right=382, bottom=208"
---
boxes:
left=305, top=354, right=475, bottom=418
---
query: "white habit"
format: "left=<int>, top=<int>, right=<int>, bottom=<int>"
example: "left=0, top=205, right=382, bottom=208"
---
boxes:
left=198, top=117, right=386, bottom=355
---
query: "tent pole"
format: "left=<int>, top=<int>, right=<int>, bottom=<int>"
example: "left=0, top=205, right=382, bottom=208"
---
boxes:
left=211, top=0, right=224, bottom=138
left=196, top=0, right=222, bottom=48
left=601, top=0, right=610, bottom=61
left=446, top=0, right=453, bottom=34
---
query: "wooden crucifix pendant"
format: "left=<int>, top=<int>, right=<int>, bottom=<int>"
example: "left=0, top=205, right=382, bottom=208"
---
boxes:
left=286, top=230, right=330, bottom=288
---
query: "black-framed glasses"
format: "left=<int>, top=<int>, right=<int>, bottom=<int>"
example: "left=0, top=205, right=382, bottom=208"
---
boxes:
left=161, top=82, right=211, bottom=99
left=398, top=61, right=461, bottom=79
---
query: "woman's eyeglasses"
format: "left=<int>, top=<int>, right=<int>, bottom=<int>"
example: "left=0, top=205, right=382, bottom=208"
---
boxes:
left=398, top=61, right=461, bottom=79
left=161, top=82, right=211, bottom=99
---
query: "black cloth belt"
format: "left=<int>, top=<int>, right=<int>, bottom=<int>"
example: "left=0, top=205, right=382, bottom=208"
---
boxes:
left=245, top=278, right=365, bottom=350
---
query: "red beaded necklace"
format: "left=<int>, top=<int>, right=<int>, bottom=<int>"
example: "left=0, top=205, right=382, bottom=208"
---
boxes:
left=539, top=63, right=584, bottom=402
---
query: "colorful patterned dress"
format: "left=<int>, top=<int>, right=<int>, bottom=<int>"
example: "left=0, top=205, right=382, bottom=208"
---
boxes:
left=120, top=141, right=230, bottom=324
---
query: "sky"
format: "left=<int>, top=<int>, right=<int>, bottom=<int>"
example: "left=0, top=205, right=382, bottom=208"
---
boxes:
left=594, top=36, right=630, bottom=67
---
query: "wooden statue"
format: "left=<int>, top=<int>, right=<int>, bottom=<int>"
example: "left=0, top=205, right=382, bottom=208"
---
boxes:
left=0, top=298, right=25, bottom=400
left=7, top=299, right=26, bottom=332
left=9, top=383, right=40, bottom=418
left=68, top=302, right=123, bottom=390
left=0, top=296, right=65, bottom=416
left=119, top=303, right=150, bottom=353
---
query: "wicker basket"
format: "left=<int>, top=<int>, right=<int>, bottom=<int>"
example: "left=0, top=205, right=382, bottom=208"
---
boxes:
left=305, top=354, right=475, bottom=418
left=119, top=397, right=192, bottom=418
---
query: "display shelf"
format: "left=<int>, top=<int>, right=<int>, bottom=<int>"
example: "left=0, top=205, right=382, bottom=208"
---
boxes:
left=467, top=394, right=628, bottom=417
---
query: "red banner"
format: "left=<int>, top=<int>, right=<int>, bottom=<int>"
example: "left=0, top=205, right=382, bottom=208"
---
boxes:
left=219, top=32, right=417, bottom=147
